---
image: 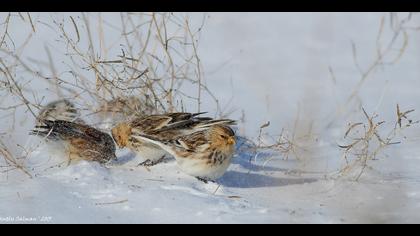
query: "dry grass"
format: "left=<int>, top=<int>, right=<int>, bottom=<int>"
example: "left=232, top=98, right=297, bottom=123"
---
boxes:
left=320, top=12, right=420, bottom=180
left=338, top=105, right=418, bottom=181
left=0, top=13, right=220, bottom=120
left=0, top=12, right=225, bottom=176
left=46, top=13, right=218, bottom=114
left=1, top=12, right=420, bottom=182
left=0, top=138, right=32, bottom=178
left=327, top=13, right=420, bottom=128
left=237, top=110, right=316, bottom=172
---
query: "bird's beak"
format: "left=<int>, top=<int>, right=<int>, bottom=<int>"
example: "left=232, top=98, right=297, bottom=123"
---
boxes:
left=227, top=136, right=236, bottom=145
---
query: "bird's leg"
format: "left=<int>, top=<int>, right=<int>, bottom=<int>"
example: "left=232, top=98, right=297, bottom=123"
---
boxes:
left=137, top=159, right=154, bottom=167
left=137, top=155, right=166, bottom=167
left=67, top=152, right=73, bottom=166
left=154, top=155, right=166, bottom=164
left=196, top=177, right=216, bottom=184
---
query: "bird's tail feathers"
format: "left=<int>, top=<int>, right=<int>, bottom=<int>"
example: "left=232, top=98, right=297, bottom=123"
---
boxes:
left=193, top=119, right=237, bottom=131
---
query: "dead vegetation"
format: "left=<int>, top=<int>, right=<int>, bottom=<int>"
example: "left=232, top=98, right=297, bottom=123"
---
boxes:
left=0, top=12, right=227, bottom=176
left=321, top=12, right=420, bottom=180
left=1, top=12, right=420, bottom=181
left=0, top=139, right=32, bottom=178
left=0, top=13, right=222, bottom=122
left=237, top=110, right=317, bottom=172
left=243, top=13, right=420, bottom=176
left=327, top=13, right=420, bottom=128
left=338, top=105, right=418, bottom=180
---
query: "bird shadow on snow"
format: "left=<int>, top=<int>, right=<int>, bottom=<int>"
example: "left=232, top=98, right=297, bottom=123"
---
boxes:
left=109, top=151, right=174, bottom=166
left=110, top=151, right=137, bottom=165
left=233, top=136, right=290, bottom=172
left=217, top=137, right=318, bottom=188
left=218, top=171, right=318, bottom=188
left=231, top=153, right=290, bottom=173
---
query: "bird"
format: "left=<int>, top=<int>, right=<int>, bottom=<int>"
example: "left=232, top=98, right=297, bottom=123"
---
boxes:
left=132, top=124, right=236, bottom=183
left=30, top=120, right=117, bottom=165
left=95, top=96, right=155, bottom=129
left=36, top=99, right=85, bottom=127
left=98, top=96, right=155, bottom=116
left=111, top=112, right=235, bottom=167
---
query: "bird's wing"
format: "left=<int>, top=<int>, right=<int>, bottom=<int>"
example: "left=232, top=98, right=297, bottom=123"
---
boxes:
left=32, top=120, right=106, bottom=144
left=155, top=113, right=214, bottom=132
left=130, top=112, right=209, bottom=133
left=130, top=115, right=174, bottom=132
left=192, top=119, right=236, bottom=130
left=173, top=131, right=210, bottom=153
left=165, top=112, right=206, bottom=121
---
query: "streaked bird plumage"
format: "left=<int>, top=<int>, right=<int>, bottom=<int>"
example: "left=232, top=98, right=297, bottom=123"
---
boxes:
left=30, top=120, right=117, bottom=164
left=36, top=99, right=84, bottom=127
left=96, top=96, right=156, bottom=129
left=111, top=112, right=235, bottom=167
left=132, top=124, right=236, bottom=182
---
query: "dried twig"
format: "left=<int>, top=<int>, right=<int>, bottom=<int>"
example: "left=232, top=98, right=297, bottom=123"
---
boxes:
left=0, top=139, right=32, bottom=178
left=328, top=13, right=419, bottom=127
left=0, top=13, right=228, bottom=178
left=95, top=199, right=128, bottom=206
left=338, top=105, right=418, bottom=180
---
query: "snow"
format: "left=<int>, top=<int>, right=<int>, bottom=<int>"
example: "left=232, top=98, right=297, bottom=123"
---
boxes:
left=2, top=12, right=420, bottom=223
left=1, top=149, right=419, bottom=224
left=2, top=135, right=420, bottom=223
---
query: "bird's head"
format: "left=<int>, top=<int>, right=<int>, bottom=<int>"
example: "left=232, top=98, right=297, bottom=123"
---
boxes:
left=210, top=125, right=236, bottom=150
left=111, top=123, right=132, bottom=148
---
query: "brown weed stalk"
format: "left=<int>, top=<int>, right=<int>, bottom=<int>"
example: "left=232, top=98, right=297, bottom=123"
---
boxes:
left=338, top=105, right=418, bottom=180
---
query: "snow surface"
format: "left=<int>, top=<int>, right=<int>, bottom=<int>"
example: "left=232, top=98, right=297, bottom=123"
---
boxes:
left=2, top=12, right=420, bottom=223
left=2, top=137, right=420, bottom=223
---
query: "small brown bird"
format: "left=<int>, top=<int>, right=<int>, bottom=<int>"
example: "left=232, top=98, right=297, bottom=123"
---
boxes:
left=111, top=112, right=235, bottom=166
left=36, top=99, right=85, bottom=126
left=98, top=96, right=155, bottom=116
left=30, top=120, right=117, bottom=165
left=132, top=124, right=236, bottom=182
left=96, top=96, right=156, bottom=129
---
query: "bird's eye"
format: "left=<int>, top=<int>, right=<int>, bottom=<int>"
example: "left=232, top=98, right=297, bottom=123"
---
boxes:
left=220, top=135, right=227, bottom=139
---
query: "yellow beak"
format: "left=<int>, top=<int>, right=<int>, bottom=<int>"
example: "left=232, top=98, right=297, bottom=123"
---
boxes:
left=227, top=137, right=236, bottom=145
